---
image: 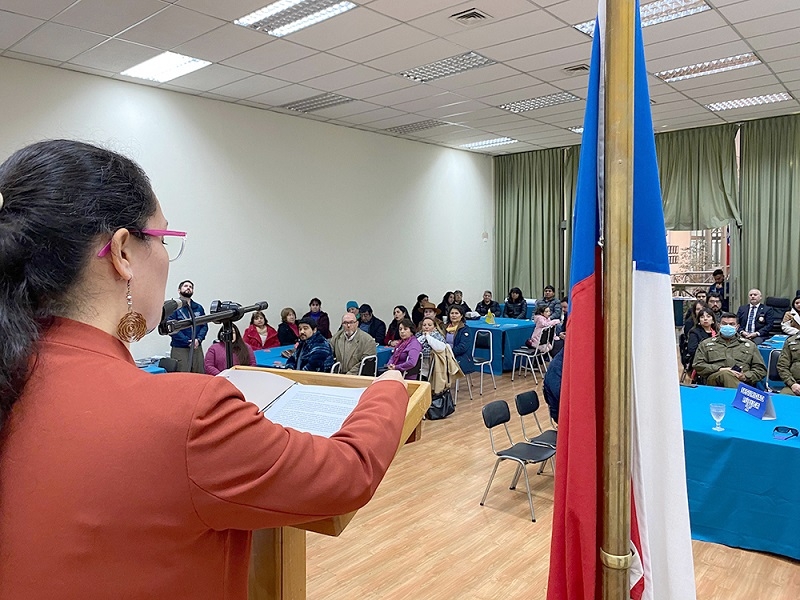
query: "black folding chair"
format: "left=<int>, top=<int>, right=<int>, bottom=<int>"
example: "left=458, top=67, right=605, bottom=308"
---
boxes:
left=401, top=354, right=423, bottom=379
left=158, top=357, right=179, bottom=373
left=358, top=355, right=377, bottom=377
left=766, top=349, right=785, bottom=392
left=480, top=400, right=555, bottom=522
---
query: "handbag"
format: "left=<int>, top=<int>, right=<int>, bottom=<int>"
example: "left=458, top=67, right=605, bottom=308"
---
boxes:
left=426, top=389, right=455, bottom=420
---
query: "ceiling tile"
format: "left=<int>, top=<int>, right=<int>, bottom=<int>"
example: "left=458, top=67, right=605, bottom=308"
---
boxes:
left=733, top=9, right=800, bottom=39
left=167, top=63, right=250, bottom=91
left=365, top=38, right=467, bottom=73
left=482, top=27, right=588, bottom=62
left=417, top=99, right=491, bottom=119
left=543, top=0, right=598, bottom=24
left=478, top=83, right=562, bottom=107
left=61, top=62, right=114, bottom=77
left=748, top=28, right=800, bottom=52
left=446, top=10, right=563, bottom=51
left=285, top=7, right=397, bottom=51
left=425, top=63, right=520, bottom=92
left=719, top=0, right=799, bottom=24
left=119, top=4, right=224, bottom=49
left=2, top=50, right=61, bottom=67
left=68, top=39, right=162, bottom=73
left=0, top=0, right=75, bottom=20
left=10, top=22, right=107, bottom=62
left=331, top=106, right=406, bottom=125
left=209, top=74, right=289, bottom=99
left=758, top=44, right=800, bottom=64
left=173, top=23, right=269, bottom=63
left=0, top=10, right=42, bottom=50
left=647, top=40, right=752, bottom=73
left=367, top=0, right=463, bottom=22
left=666, top=65, right=773, bottom=91
left=327, top=24, right=435, bottom=63
left=409, top=0, right=539, bottom=38
left=53, top=0, right=166, bottom=37
left=641, top=9, right=728, bottom=46
left=335, top=75, right=416, bottom=100
left=458, top=73, right=545, bottom=99
left=220, top=39, right=316, bottom=73
left=392, top=91, right=470, bottom=112
left=175, top=0, right=269, bottom=22
left=312, top=100, right=382, bottom=119
left=247, top=83, right=324, bottom=106
left=265, top=52, right=355, bottom=83
left=363, top=113, right=429, bottom=129
left=302, top=64, right=386, bottom=92
left=645, top=26, right=743, bottom=63
left=366, top=83, right=440, bottom=107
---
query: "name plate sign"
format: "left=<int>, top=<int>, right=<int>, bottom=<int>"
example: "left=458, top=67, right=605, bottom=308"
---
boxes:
left=732, top=383, right=776, bottom=420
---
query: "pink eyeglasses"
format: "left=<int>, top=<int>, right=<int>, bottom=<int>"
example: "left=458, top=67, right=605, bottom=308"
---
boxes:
left=97, top=229, right=187, bottom=262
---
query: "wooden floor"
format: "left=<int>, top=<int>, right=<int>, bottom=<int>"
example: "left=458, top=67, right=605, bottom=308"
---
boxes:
left=305, top=368, right=800, bottom=599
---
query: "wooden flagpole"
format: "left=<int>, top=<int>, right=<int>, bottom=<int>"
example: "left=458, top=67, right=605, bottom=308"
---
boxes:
left=602, top=0, right=635, bottom=598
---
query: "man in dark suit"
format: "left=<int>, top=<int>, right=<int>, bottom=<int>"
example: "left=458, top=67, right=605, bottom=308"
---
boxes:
left=736, top=288, right=773, bottom=345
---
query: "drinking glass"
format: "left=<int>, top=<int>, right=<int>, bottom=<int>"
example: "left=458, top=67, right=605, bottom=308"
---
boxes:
left=710, top=403, right=726, bottom=432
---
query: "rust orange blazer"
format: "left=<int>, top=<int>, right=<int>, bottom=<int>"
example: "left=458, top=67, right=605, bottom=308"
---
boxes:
left=0, top=318, right=408, bottom=599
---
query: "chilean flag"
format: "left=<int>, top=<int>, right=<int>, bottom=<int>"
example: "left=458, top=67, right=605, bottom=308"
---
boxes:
left=546, top=3, right=696, bottom=599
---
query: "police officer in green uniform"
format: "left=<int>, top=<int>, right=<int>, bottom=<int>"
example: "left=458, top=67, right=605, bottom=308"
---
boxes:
left=693, top=312, right=766, bottom=388
left=776, top=334, right=800, bottom=395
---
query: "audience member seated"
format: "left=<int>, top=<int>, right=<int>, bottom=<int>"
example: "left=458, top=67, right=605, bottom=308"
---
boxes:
left=358, top=304, right=386, bottom=345
left=303, top=297, right=332, bottom=340
left=693, top=312, right=766, bottom=388
left=550, top=298, right=569, bottom=357
left=534, top=285, right=562, bottom=320
left=708, top=269, right=730, bottom=312
left=452, top=290, right=471, bottom=313
left=384, top=305, right=410, bottom=347
left=502, top=287, right=527, bottom=319
left=345, top=300, right=360, bottom=319
left=285, top=317, right=334, bottom=372
left=445, top=305, right=476, bottom=375
left=411, top=294, right=428, bottom=326
left=416, top=316, right=447, bottom=377
left=694, top=289, right=707, bottom=303
left=437, top=291, right=455, bottom=317
left=420, top=301, right=446, bottom=336
left=474, top=290, right=501, bottom=316
left=277, top=307, right=299, bottom=345
left=736, top=288, right=773, bottom=345
left=781, top=296, right=800, bottom=335
left=330, top=313, right=376, bottom=375
left=686, top=308, right=718, bottom=371
left=543, top=349, right=564, bottom=424
left=707, top=293, right=723, bottom=320
left=526, top=306, right=561, bottom=353
left=777, top=334, right=800, bottom=396
left=682, top=299, right=707, bottom=337
left=203, top=324, right=256, bottom=376
left=243, top=311, right=279, bottom=350
left=385, top=319, right=423, bottom=380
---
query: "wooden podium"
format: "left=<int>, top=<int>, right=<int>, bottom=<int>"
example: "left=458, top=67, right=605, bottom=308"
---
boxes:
left=238, top=368, right=432, bottom=600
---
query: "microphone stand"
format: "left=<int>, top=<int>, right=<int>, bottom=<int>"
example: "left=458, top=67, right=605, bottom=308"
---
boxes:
left=159, top=302, right=268, bottom=370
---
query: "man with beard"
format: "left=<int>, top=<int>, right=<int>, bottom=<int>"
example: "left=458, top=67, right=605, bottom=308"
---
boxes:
left=286, top=317, right=334, bottom=372
left=167, top=280, right=208, bottom=373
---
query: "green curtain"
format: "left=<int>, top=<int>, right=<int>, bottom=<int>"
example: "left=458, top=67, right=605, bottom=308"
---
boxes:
left=737, top=114, right=800, bottom=300
left=655, top=123, right=741, bottom=230
left=563, top=145, right=580, bottom=292
left=494, top=148, right=564, bottom=301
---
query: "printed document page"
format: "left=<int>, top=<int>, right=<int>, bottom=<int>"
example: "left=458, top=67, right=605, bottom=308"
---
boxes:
left=264, top=384, right=366, bottom=437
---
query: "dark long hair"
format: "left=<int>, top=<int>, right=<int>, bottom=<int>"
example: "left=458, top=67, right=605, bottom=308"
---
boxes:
left=217, top=324, right=250, bottom=366
left=386, top=305, right=410, bottom=339
left=507, top=287, right=523, bottom=303
left=0, top=140, right=157, bottom=431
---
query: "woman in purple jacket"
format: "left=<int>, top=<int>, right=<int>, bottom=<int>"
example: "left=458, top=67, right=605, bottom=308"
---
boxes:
left=386, top=319, right=423, bottom=380
left=204, top=324, right=256, bottom=375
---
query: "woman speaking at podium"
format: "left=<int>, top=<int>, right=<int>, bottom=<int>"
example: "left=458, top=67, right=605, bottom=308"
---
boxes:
left=0, top=140, right=409, bottom=599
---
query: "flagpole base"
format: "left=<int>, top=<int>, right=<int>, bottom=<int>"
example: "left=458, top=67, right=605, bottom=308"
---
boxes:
left=600, top=548, right=632, bottom=570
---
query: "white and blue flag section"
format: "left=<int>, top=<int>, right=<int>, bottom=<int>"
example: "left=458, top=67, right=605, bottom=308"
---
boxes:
left=547, top=2, right=697, bottom=599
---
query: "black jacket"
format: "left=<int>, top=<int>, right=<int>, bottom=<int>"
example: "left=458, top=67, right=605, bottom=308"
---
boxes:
left=475, top=300, right=501, bottom=316
left=361, top=316, right=386, bottom=345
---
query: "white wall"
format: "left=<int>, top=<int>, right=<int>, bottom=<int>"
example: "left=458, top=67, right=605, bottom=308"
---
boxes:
left=0, top=57, right=494, bottom=358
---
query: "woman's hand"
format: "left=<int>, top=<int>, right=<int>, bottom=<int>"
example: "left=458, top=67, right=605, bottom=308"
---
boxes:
left=389, top=340, right=399, bottom=347
left=386, top=364, right=396, bottom=370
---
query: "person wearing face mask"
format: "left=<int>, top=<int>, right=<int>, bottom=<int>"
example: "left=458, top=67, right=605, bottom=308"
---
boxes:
left=693, top=312, right=766, bottom=388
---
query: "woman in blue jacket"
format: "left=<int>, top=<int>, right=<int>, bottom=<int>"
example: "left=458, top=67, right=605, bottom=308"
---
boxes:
left=445, top=305, right=475, bottom=374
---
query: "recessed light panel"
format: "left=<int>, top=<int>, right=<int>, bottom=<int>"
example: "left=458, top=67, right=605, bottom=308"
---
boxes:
left=568, top=126, right=584, bottom=134
left=499, top=92, right=580, bottom=113
left=235, top=0, right=356, bottom=38
left=575, top=0, right=710, bottom=36
left=280, top=92, right=354, bottom=112
left=120, top=51, right=211, bottom=83
left=460, top=137, right=517, bottom=150
left=399, top=51, right=496, bottom=83
left=385, top=120, right=448, bottom=135
left=705, top=92, right=792, bottom=112
left=655, top=53, right=761, bottom=83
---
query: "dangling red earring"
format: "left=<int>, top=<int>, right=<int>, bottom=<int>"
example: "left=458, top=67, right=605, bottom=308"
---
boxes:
left=117, top=280, right=147, bottom=343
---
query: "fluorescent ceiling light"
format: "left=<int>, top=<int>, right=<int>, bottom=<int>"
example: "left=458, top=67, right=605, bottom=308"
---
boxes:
left=499, top=92, right=580, bottom=113
left=575, top=0, right=710, bottom=36
left=705, top=92, right=792, bottom=112
left=460, top=137, right=518, bottom=150
left=399, top=51, right=496, bottom=83
left=568, top=126, right=584, bottom=134
left=235, top=0, right=356, bottom=38
left=120, top=51, right=210, bottom=83
left=385, top=120, right=448, bottom=135
left=280, top=92, right=354, bottom=112
left=655, top=53, right=761, bottom=83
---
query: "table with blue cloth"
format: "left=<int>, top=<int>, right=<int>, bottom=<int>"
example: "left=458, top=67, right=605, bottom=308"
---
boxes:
left=254, top=344, right=393, bottom=371
left=465, top=317, right=535, bottom=375
left=682, top=385, right=800, bottom=560
left=139, top=364, right=166, bottom=374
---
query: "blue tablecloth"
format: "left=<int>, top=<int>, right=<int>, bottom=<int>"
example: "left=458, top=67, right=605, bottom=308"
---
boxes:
left=139, top=364, right=166, bottom=374
left=254, top=344, right=392, bottom=370
left=465, top=317, right=535, bottom=374
left=682, top=385, right=800, bottom=560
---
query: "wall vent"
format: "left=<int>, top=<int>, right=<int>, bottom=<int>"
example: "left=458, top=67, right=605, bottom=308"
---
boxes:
left=449, top=8, right=492, bottom=27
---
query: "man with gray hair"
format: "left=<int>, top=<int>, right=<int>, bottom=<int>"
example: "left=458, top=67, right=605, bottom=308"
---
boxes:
left=330, top=313, right=377, bottom=375
left=736, top=288, right=773, bottom=345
